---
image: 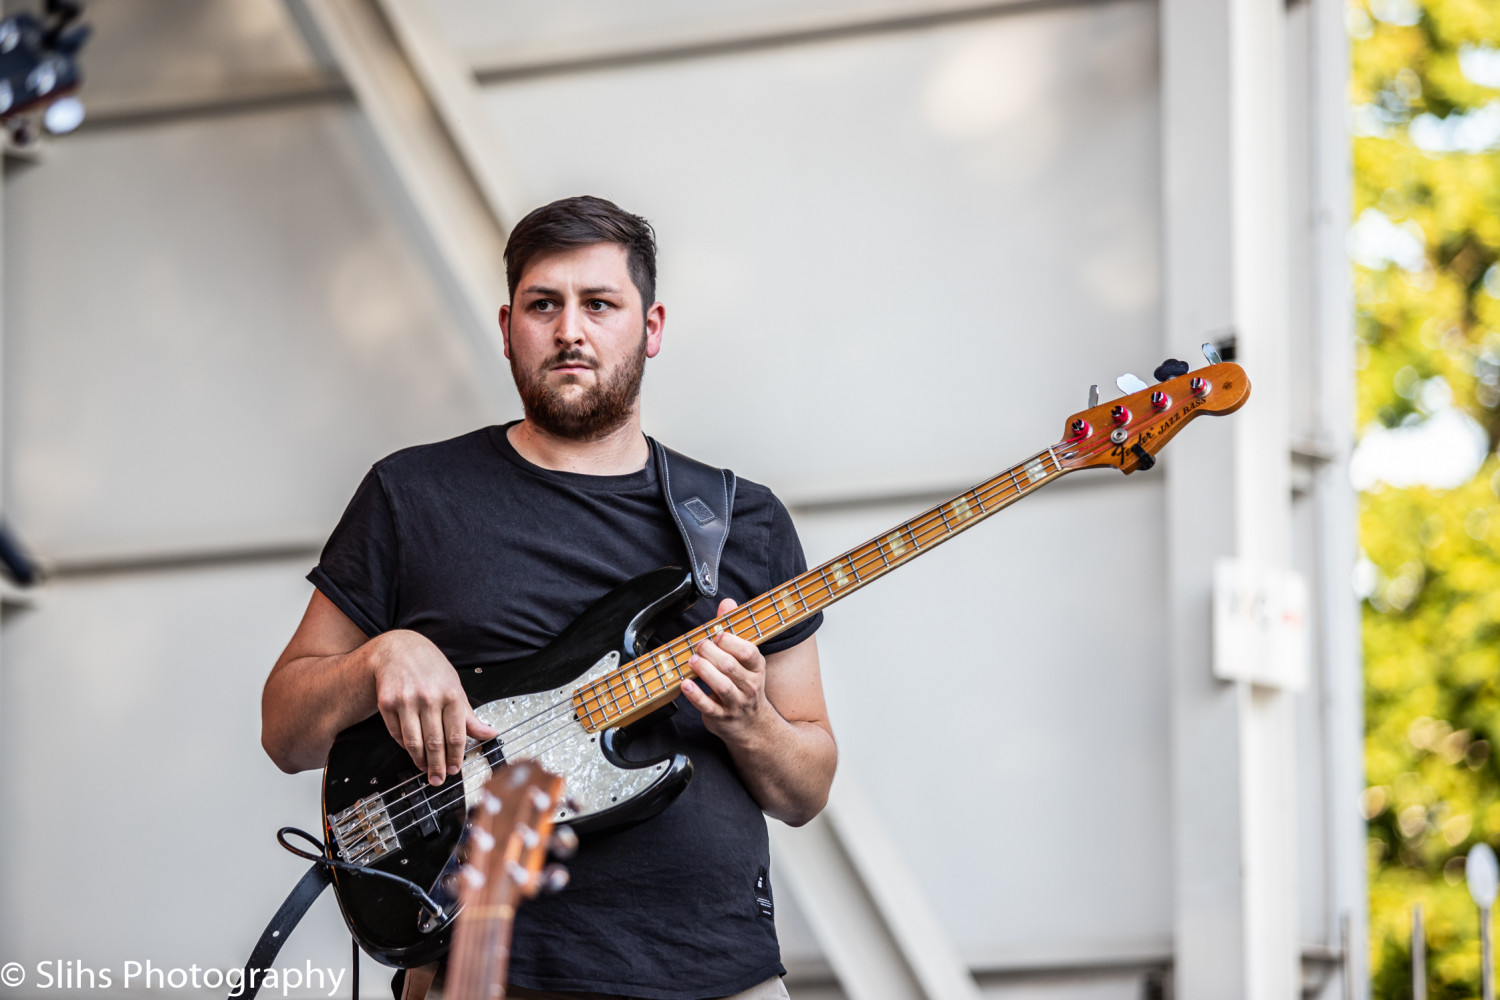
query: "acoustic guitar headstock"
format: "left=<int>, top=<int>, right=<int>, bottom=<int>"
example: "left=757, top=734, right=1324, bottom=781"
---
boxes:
left=444, top=763, right=571, bottom=1000
left=1054, top=346, right=1250, bottom=475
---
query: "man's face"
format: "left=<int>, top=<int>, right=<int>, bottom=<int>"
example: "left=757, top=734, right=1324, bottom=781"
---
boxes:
left=499, top=243, right=664, bottom=441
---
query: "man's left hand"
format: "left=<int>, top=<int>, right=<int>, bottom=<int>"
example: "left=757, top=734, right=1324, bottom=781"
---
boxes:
left=682, top=597, right=771, bottom=741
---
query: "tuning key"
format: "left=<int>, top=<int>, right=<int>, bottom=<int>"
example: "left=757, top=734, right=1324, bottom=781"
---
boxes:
left=1201, top=342, right=1223, bottom=365
left=549, top=826, right=579, bottom=859
left=1088, top=384, right=1099, bottom=407
left=539, top=864, right=571, bottom=893
left=1116, top=373, right=1149, bottom=394
left=1153, top=359, right=1189, bottom=382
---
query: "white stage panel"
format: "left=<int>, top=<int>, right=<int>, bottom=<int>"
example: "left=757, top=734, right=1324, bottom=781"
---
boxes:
left=790, top=474, right=1171, bottom=963
left=4, top=106, right=495, bottom=561
left=480, top=0, right=1161, bottom=502
left=0, top=563, right=373, bottom=985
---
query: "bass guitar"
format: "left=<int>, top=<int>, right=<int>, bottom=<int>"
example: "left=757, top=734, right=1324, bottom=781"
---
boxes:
left=321, top=350, right=1250, bottom=966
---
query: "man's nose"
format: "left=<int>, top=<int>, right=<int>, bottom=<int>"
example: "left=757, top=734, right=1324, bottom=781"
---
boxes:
left=556, top=301, right=588, bottom=346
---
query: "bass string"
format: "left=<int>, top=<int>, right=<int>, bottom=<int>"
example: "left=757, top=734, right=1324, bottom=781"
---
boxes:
left=350, top=707, right=589, bottom=860
left=576, top=443, right=1084, bottom=716
left=347, top=705, right=568, bottom=846
left=352, top=688, right=590, bottom=821
left=348, top=427, right=1144, bottom=858
left=359, top=449, right=1062, bottom=840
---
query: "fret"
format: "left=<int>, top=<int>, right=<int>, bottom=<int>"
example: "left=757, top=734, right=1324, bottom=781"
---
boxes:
left=913, top=518, right=942, bottom=549
left=750, top=602, right=776, bottom=637
left=605, top=678, right=625, bottom=718
left=578, top=689, right=602, bottom=729
left=566, top=441, right=1090, bottom=734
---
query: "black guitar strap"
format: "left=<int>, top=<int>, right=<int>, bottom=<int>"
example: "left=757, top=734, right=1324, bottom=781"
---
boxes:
left=649, top=438, right=736, bottom=599
left=235, top=441, right=734, bottom=1000
left=234, top=863, right=334, bottom=1000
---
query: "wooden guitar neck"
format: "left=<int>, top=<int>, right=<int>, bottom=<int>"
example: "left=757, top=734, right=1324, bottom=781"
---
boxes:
left=573, top=361, right=1249, bottom=732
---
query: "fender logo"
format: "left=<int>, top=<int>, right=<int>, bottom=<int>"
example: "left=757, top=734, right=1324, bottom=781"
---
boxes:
left=1111, top=395, right=1206, bottom=466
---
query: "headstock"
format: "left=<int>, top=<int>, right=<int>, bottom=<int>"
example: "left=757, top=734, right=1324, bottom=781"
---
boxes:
left=1056, top=349, right=1250, bottom=475
left=444, top=762, right=570, bottom=1000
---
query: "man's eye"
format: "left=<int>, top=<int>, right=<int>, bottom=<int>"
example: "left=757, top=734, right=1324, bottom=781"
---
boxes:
left=587, top=300, right=610, bottom=311
left=532, top=300, right=555, bottom=312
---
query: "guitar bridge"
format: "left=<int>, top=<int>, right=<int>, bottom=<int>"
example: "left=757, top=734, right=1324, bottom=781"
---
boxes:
left=329, top=795, right=399, bottom=864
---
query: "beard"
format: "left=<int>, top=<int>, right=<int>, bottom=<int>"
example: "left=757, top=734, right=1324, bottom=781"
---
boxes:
left=511, top=334, right=648, bottom=441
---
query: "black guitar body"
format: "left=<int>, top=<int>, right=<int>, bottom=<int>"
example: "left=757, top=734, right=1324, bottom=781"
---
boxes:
left=320, top=566, right=700, bottom=967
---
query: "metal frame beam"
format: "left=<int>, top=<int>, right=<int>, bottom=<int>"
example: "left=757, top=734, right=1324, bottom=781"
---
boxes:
left=1161, top=0, right=1303, bottom=996
left=770, top=778, right=983, bottom=1000
left=286, top=0, right=527, bottom=401
left=1307, top=0, right=1363, bottom=994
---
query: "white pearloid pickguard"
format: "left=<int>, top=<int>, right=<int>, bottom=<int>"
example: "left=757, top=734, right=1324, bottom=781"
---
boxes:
left=465, top=651, right=670, bottom=823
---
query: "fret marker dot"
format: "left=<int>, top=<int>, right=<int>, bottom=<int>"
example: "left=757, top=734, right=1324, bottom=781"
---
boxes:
left=886, top=531, right=907, bottom=557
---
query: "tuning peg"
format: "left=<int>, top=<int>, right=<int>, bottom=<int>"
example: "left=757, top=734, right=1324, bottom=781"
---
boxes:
left=1116, top=373, right=1149, bottom=394
left=539, top=864, right=570, bottom=893
left=1201, top=342, right=1223, bottom=365
left=1153, top=359, right=1189, bottom=382
left=1088, top=384, right=1099, bottom=407
left=549, top=826, right=579, bottom=859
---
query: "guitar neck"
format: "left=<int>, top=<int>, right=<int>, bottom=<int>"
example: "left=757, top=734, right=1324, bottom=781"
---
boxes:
left=573, top=444, right=1070, bottom=730
left=445, top=908, right=514, bottom=1000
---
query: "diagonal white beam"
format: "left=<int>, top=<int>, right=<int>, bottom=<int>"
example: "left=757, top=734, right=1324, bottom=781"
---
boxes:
left=288, top=0, right=526, bottom=400
left=771, top=778, right=983, bottom=1000
left=373, top=0, right=529, bottom=231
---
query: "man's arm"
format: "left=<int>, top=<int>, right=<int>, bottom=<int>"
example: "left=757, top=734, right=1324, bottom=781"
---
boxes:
left=261, top=589, right=496, bottom=783
left=681, top=598, right=836, bottom=826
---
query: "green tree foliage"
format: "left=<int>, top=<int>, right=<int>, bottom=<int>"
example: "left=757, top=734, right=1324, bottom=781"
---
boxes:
left=1354, top=1, right=1500, bottom=996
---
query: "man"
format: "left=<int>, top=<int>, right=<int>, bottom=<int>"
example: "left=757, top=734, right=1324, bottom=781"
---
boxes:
left=261, top=196, right=837, bottom=1000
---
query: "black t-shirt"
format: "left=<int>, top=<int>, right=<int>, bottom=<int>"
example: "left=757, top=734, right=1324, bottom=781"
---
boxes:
left=308, top=424, right=821, bottom=999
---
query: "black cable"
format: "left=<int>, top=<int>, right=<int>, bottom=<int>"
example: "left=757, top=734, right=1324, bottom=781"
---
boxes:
left=275, top=827, right=448, bottom=920
left=351, top=938, right=359, bottom=1000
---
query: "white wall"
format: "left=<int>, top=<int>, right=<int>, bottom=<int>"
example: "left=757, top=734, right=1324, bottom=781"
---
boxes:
left=0, top=1, right=1354, bottom=997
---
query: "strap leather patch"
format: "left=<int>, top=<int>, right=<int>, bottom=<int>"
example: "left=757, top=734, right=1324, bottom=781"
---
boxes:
left=651, top=439, right=735, bottom=599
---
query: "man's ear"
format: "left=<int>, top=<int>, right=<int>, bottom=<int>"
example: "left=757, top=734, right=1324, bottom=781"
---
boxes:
left=645, top=301, right=665, bottom=359
left=498, top=304, right=512, bottom=359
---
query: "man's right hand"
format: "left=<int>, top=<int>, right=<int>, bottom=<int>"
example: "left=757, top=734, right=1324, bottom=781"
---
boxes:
left=370, top=630, right=499, bottom=785
left=261, top=591, right=500, bottom=779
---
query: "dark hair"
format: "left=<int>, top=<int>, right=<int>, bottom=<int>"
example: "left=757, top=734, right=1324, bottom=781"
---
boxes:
left=504, top=196, right=657, bottom=309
